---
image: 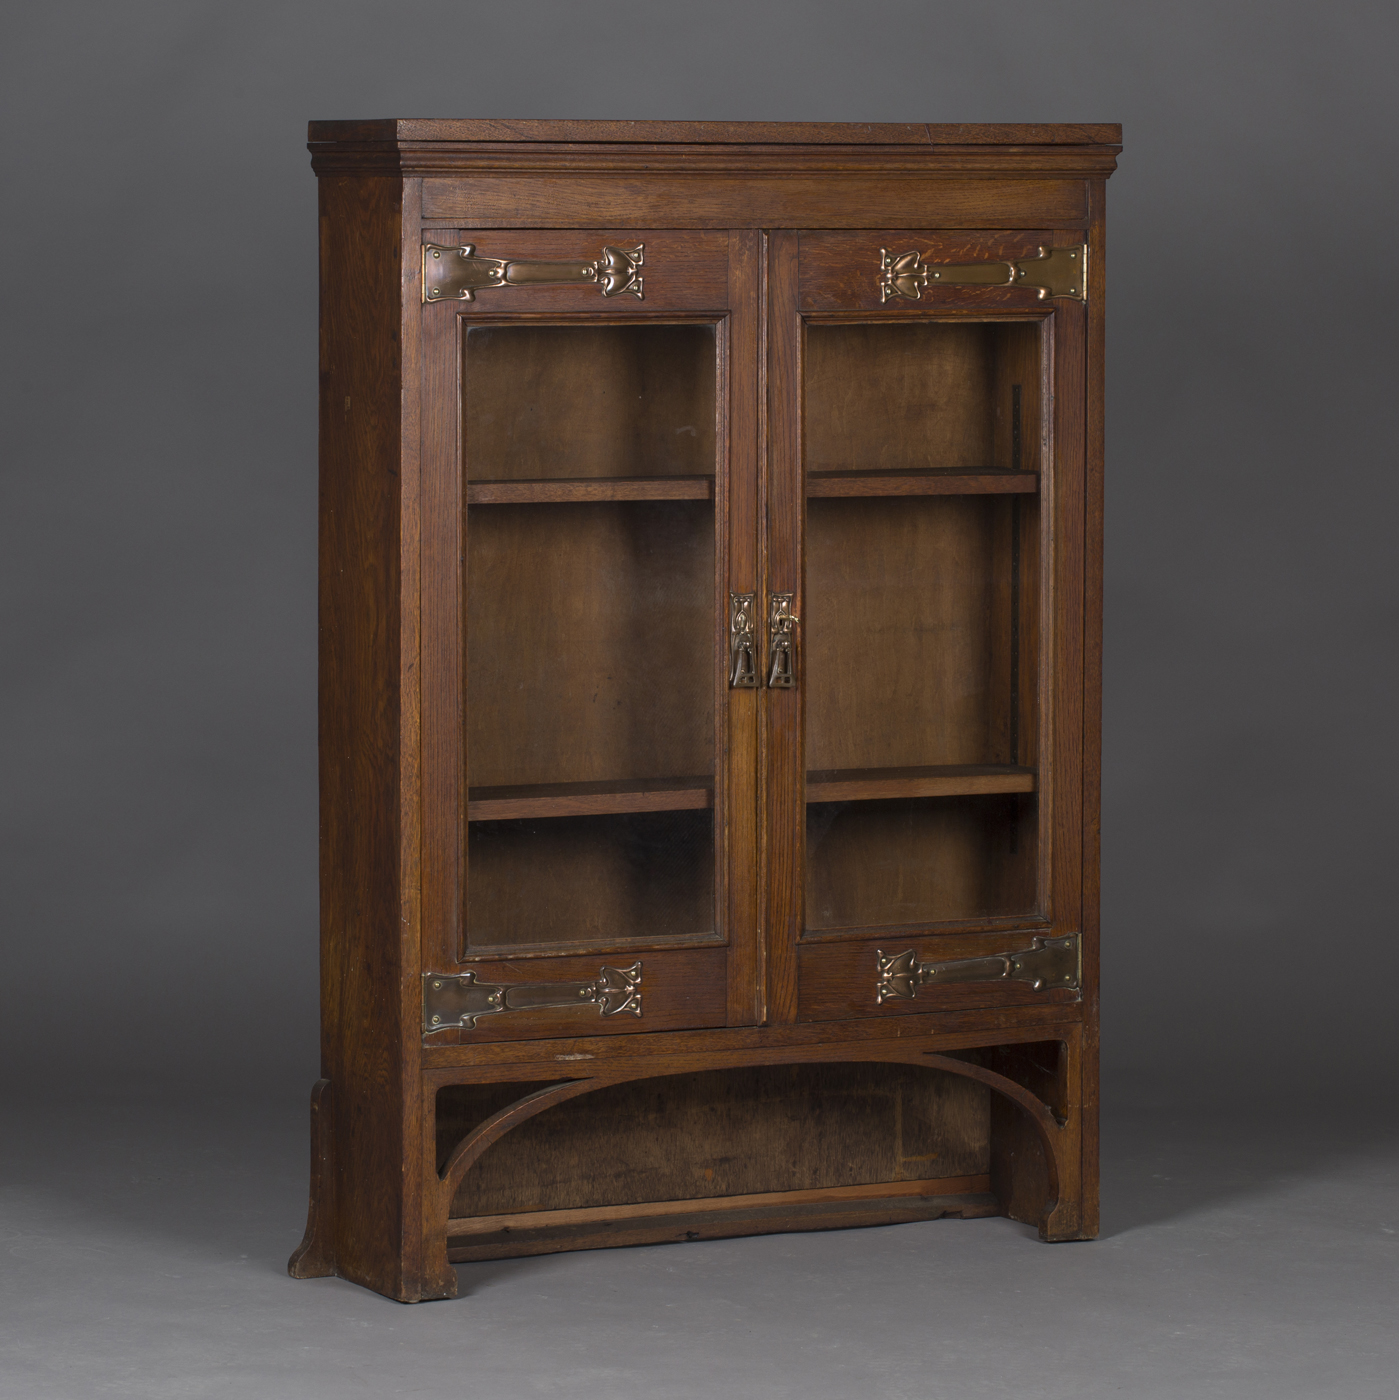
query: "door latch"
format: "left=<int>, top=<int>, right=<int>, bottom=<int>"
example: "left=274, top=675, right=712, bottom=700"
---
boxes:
left=767, top=593, right=799, bottom=688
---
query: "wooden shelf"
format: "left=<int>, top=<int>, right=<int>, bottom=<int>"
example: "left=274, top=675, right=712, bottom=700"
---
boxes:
left=468, top=476, right=714, bottom=504
left=468, top=776, right=714, bottom=821
left=806, top=764, right=1036, bottom=804
left=807, top=468, right=1038, bottom=498
left=446, top=1174, right=995, bottom=1262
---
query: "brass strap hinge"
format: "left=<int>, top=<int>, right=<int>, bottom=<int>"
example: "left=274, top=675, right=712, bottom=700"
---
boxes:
left=423, top=242, right=644, bottom=303
left=423, top=962, right=642, bottom=1032
left=876, top=935, right=1079, bottom=1003
left=879, top=245, right=1087, bottom=303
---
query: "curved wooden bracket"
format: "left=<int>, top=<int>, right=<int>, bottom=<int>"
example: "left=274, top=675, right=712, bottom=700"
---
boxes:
left=922, top=1053, right=1062, bottom=1211
left=439, top=1078, right=605, bottom=1208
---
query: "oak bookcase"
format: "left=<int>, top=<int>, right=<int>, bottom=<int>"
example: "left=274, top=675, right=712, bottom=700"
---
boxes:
left=290, top=120, right=1121, bottom=1301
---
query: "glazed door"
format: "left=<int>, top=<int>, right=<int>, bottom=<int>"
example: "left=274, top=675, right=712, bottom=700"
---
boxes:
left=419, top=229, right=761, bottom=1043
left=764, top=230, right=1087, bottom=1024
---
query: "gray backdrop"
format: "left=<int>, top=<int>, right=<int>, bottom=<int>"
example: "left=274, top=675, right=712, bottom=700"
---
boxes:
left=4, top=0, right=1396, bottom=1116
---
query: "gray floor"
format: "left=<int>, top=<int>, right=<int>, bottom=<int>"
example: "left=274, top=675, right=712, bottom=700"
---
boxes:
left=2, top=1095, right=1396, bottom=1399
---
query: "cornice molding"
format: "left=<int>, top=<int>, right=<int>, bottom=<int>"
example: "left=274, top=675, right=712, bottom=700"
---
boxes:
left=308, top=142, right=1121, bottom=181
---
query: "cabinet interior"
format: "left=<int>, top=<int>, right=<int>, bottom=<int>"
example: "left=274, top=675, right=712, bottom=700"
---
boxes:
left=464, top=322, right=716, bottom=483
left=439, top=1064, right=991, bottom=1217
left=462, top=323, right=719, bottom=951
left=803, top=319, right=1043, bottom=930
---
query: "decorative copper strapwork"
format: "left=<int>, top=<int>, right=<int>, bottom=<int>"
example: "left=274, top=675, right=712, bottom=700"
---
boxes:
left=879, top=245, right=1086, bottom=303
left=876, top=936, right=1080, bottom=1003
left=423, top=963, right=642, bottom=1032
left=423, top=243, right=644, bottom=302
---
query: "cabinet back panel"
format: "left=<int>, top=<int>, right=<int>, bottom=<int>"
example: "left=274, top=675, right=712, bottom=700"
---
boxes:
left=807, top=794, right=1038, bottom=929
left=467, top=809, right=714, bottom=949
left=441, top=1064, right=988, bottom=1216
left=464, top=323, right=716, bottom=481
left=466, top=500, right=714, bottom=787
left=807, top=495, right=1038, bottom=771
left=805, top=321, right=1040, bottom=474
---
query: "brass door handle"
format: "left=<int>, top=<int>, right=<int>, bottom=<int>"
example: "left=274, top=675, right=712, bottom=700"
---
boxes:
left=424, top=242, right=644, bottom=302
left=878, top=244, right=1086, bottom=303
left=767, top=593, right=799, bottom=688
left=729, top=593, right=758, bottom=688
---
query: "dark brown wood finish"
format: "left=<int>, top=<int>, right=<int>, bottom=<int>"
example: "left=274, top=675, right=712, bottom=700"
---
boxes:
left=1080, top=179, right=1109, bottom=1238
left=311, top=119, right=1122, bottom=146
left=419, top=179, right=1089, bottom=231
left=301, top=120, right=1116, bottom=1301
left=310, top=174, right=431, bottom=1300
left=445, top=1180, right=998, bottom=1263
left=763, top=230, right=804, bottom=1025
left=725, top=229, right=763, bottom=1026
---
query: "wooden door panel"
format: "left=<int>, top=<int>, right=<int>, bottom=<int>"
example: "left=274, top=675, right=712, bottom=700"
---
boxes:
left=418, top=227, right=752, bottom=1037
left=772, top=230, right=1088, bottom=1023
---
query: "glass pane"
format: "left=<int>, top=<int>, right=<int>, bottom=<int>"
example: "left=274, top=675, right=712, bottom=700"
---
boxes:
left=463, top=323, right=717, bottom=951
left=803, top=321, right=1041, bottom=932
left=464, top=323, right=715, bottom=481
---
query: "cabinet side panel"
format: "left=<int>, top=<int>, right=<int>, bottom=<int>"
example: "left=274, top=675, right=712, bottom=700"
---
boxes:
left=318, top=175, right=410, bottom=1294
left=1080, top=182, right=1107, bottom=1237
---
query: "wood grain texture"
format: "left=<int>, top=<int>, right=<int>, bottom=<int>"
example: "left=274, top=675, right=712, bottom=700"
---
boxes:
left=726, top=229, right=763, bottom=1026
left=807, top=469, right=1038, bottom=497
left=806, top=764, right=1035, bottom=803
left=313, top=119, right=1121, bottom=146
left=446, top=1189, right=998, bottom=1261
left=468, top=477, right=713, bottom=503
left=1079, top=182, right=1109, bottom=1240
left=804, top=320, right=1038, bottom=473
left=466, top=808, right=715, bottom=949
left=763, top=232, right=803, bottom=1023
left=805, top=495, right=1023, bottom=770
left=286, top=1079, right=335, bottom=1278
left=467, top=776, right=712, bottom=821
left=419, top=1016, right=1081, bottom=1083
left=442, top=1062, right=990, bottom=1216
left=448, top=1174, right=991, bottom=1233
left=420, top=178, right=1088, bottom=230
left=422, top=1045, right=1066, bottom=1272
left=315, top=175, right=433, bottom=1300
left=463, top=321, right=717, bottom=480
left=805, top=793, right=1038, bottom=930
left=1046, top=235, right=1087, bottom=948
left=465, top=500, right=714, bottom=788
left=306, top=121, right=1115, bottom=1300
